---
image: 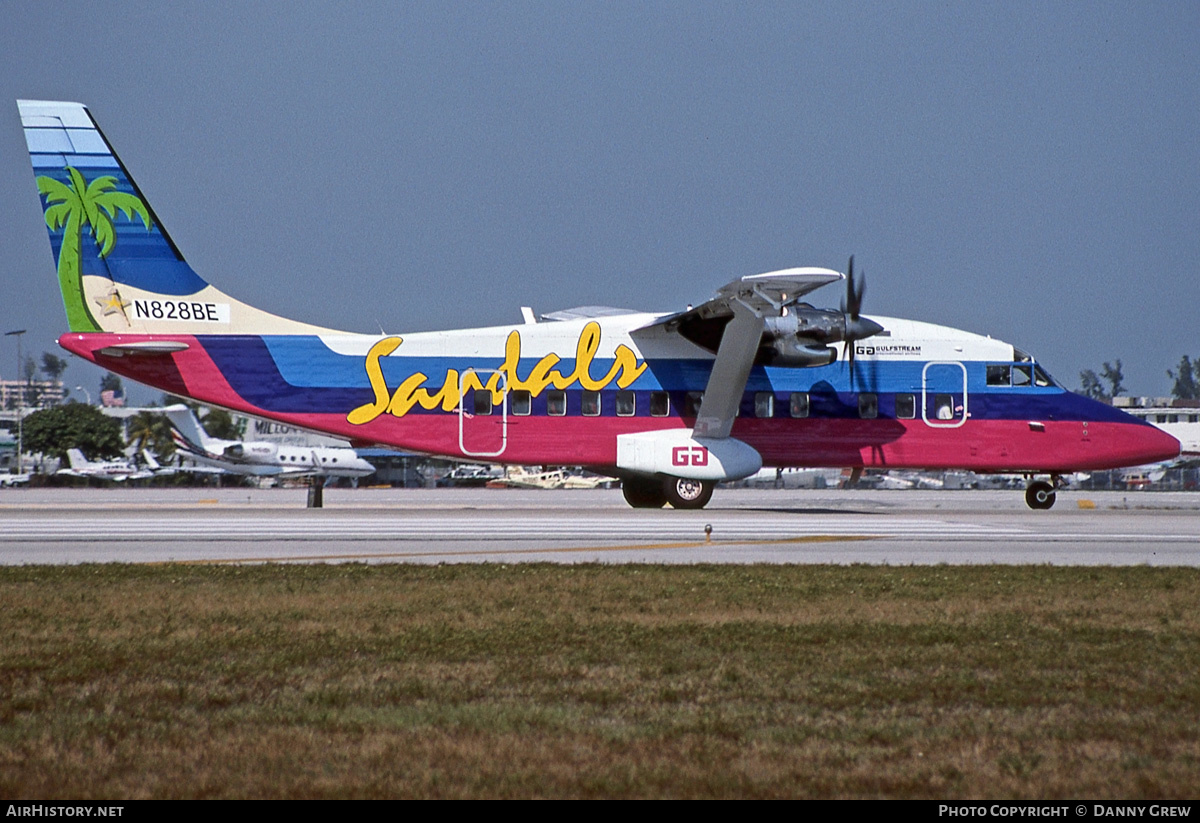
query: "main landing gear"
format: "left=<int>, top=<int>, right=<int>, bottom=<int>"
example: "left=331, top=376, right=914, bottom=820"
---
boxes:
left=621, top=476, right=715, bottom=510
left=1024, top=475, right=1062, bottom=510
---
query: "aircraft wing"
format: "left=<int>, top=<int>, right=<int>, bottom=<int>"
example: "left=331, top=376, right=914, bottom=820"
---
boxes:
left=638, top=267, right=843, bottom=331
left=639, top=267, right=844, bottom=439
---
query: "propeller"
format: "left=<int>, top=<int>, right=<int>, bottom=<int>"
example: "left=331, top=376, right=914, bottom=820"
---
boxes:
left=840, top=255, right=883, bottom=384
left=756, top=255, right=883, bottom=369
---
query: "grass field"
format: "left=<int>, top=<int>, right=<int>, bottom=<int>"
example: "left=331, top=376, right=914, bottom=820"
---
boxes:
left=2, top=563, right=1198, bottom=799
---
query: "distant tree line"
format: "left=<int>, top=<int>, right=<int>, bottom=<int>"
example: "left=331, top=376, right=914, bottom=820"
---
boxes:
left=1078, top=356, right=1200, bottom=402
left=1167, top=356, right=1199, bottom=401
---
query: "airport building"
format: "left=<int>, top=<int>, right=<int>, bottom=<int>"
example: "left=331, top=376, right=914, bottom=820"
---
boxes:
left=0, top=378, right=65, bottom=414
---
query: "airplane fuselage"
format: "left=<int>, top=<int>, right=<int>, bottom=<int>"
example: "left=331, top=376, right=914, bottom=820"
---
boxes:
left=59, top=311, right=1177, bottom=477
left=22, top=98, right=1179, bottom=510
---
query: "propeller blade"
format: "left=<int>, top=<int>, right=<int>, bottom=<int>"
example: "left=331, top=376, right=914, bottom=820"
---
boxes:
left=841, top=255, right=853, bottom=314
left=845, top=255, right=856, bottom=383
left=840, top=254, right=881, bottom=386
left=844, top=254, right=866, bottom=319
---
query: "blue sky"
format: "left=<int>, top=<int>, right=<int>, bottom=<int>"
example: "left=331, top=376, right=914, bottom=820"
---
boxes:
left=2, top=1, right=1196, bottom=401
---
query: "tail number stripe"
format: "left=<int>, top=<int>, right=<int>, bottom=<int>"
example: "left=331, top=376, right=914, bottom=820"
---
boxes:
left=132, top=300, right=230, bottom=323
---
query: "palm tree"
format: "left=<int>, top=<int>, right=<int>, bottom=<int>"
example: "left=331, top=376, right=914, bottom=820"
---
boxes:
left=37, top=167, right=152, bottom=332
left=127, top=411, right=175, bottom=461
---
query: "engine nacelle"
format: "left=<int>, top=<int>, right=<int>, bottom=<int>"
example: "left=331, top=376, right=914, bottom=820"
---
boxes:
left=758, top=308, right=882, bottom=367
left=223, top=441, right=278, bottom=462
left=760, top=339, right=838, bottom=368
left=764, top=309, right=845, bottom=344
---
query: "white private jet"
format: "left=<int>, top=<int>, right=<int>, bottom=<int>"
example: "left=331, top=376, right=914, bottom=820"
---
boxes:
left=164, top=406, right=375, bottom=479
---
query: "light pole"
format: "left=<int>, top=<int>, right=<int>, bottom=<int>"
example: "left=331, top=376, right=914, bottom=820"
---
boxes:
left=5, top=329, right=27, bottom=474
left=75, top=385, right=92, bottom=405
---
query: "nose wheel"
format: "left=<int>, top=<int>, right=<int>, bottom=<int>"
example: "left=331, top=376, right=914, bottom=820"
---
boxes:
left=1025, top=480, right=1057, bottom=510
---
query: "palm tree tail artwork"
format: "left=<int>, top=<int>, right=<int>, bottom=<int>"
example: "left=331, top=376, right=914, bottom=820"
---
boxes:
left=37, top=167, right=152, bottom=332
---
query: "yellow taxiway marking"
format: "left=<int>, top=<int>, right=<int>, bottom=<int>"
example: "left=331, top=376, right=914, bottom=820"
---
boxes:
left=144, top=535, right=876, bottom=565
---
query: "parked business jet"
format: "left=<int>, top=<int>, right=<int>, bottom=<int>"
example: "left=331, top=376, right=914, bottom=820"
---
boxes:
left=162, top=406, right=375, bottom=479
left=19, top=100, right=1180, bottom=509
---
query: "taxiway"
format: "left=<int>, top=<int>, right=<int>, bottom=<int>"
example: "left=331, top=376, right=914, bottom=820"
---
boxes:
left=0, top=487, right=1196, bottom=566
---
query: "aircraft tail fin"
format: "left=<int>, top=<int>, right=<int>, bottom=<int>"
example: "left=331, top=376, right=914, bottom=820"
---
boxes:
left=19, top=100, right=341, bottom=336
left=164, top=406, right=219, bottom=455
left=66, top=448, right=88, bottom=470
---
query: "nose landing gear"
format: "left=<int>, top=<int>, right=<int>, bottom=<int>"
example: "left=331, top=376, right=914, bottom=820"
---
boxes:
left=1024, top=475, right=1062, bottom=510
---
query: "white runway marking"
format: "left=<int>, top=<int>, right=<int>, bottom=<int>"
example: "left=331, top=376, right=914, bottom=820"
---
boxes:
left=0, top=515, right=1030, bottom=542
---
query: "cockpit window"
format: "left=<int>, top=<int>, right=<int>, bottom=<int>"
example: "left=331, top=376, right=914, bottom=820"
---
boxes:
left=1033, top=364, right=1056, bottom=387
left=987, top=365, right=1011, bottom=386
left=991, top=360, right=1059, bottom=389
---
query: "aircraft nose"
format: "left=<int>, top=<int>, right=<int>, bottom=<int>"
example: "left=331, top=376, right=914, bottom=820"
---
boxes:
left=1139, top=424, right=1182, bottom=464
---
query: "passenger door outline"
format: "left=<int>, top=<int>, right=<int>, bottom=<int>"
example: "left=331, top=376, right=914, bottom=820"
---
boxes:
left=921, top=361, right=968, bottom=429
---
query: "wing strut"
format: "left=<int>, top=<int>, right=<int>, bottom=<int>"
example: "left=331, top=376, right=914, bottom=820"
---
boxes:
left=693, top=300, right=763, bottom=439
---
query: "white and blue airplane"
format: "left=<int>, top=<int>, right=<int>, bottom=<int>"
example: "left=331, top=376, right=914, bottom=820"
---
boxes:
left=19, top=99, right=1180, bottom=509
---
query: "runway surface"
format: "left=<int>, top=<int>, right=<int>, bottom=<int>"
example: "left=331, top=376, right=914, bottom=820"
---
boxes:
left=0, top=487, right=1196, bottom=566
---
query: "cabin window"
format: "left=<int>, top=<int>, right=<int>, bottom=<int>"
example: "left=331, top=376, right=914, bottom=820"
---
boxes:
left=935, top=394, right=956, bottom=420
left=754, top=392, right=774, bottom=418
left=472, top=390, right=492, bottom=416
left=684, top=391, right=704, bottom=417
left=615, top=391, right=635, bottom=417
left=582, top=391, right=601, bottom=416
left=650, top=391, right=670, bottom=417
left=987, top=365, right=1011, bottom=386
left=1156, top=414, right=1167, bottom=423
left=895, top=393, right=916, bottom=419
left=1013, top=365, right=1032, bottom=387
left=858, top=393, right=878, bottom=419
left=1033, top=365, right=1054, bottom=387
left=789, top=392, right=809, bottom=418
left=1190, top=415, right=1199, bottom=424
left=547, top=390, right=566, bottom=416
left=511, top=390, right=531, bottom=416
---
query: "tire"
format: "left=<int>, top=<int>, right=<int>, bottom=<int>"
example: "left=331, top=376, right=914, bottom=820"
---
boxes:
left=663, top=477, right=714, bottom=510
left=1025, top=481, right=1056, bottom=510
left=622, top=476, right=667, bottom=508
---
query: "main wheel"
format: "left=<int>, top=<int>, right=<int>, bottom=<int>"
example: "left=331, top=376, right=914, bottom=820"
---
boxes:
left=622, top=476, right=667, bottom=508
left=663, top=477, right=714, bottom=510
left=1025, top=481, right=1056, bottom=510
